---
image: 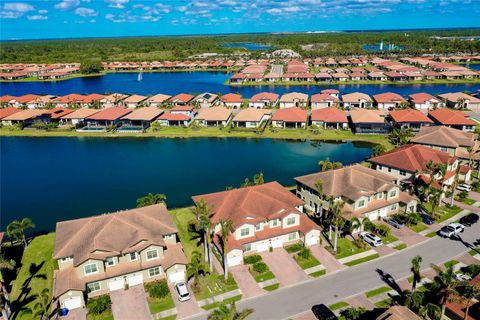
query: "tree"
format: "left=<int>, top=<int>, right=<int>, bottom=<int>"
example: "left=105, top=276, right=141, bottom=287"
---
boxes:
left=186, top=251, right=208, bottom=290
left=349, top=217, right=364, bottom=238
left=372, top=144, right=386, bottom=156
left=431, top=263, right=459, bottom=320
left=449, top=166, right=461, bottom=206
left=30, top=288, right=51, bottom=320
left=404, top=290, right=424, bottom=311
left=428, top=187, right=441, bottom=219
left=455, top=282, right=480, bottom=320
left=219, top=219, right=233, bottom=281
left=136, top=193, right=167, bottom=208
left=0, top=254, right=15, bottom=270
left=80, top=60, right=103, bottom=74
left=7, top=218, right=35, bottom=248
left=208, top=301, right=254, bottom=320
left=388, top=128, right=413, bottom=146
left=318, top=158, right=342, bottom=171
left=253, top=172, right=264, bottom=185
left=314, top=180, right=324, bottom=216
left=195, top=200, right=214, bottom=271
left=419, top=303, right=441, bottom=320
left=331, top=200, right=345, bottom=253
left=411, top=255, right=423, bottom=292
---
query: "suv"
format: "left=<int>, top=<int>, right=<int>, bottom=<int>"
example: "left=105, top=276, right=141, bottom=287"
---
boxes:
left=175, top=282, right=191, bottom=302
left=438, top=223, right=465, bottom=238
left=459, top=213, right=479, bottom=226
left=311, top=304, right=338, bottom=320
left=360, top=232, right=383, bottom=247
left=457, top=184, right=472, bottom=192
left=384, top=217, right=405, bottom=229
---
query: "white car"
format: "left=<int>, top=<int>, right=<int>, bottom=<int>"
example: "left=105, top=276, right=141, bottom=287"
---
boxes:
left=175, top=282, right=191, bottom=302
left=455, top=273, right=472, bottom=281
left=360, top=232, right=383, bottom=247
left=457, top=184, right=472, bottom=192
left=438, top=223, right=465, bottom=238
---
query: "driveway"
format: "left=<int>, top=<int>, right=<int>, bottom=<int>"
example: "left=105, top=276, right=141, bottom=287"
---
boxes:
left=230, top=264, right=264, bottom=298
left=310, top=245, right=345, bottom=273
left=110, top=284, right=152, bottom=320
left=373, top=245, right=396, bottom=256
left=468, top=190, right=480, bottom=202
left=59, top=307, right=87, bottom=320
left=379, top=221, right=427, bottom=246
left=260, top=248, right=309, bottom=287
left=169, top=282, right=201, bottom=319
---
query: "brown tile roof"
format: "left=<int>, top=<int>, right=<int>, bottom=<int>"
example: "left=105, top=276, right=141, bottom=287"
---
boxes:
left=2, top=109, right=50, bottom=121
left=373, top=92, right=406, bottom=103
left=53, top=204, right=177, bottom=266
left=408, top=92, right=440, bottom=104
left=390, top=109, right=433, bottom=123
left=171, top=105, right=195, bottom=112
left=311, top=107, right=347, bottom=123
left=311, top=93, right=340, bottom=103
left=60, top=108, right=100, bottom=119
left=272, top=107, right=307, bottom=123
left=249, top=92, right=279, bottom=102
left=146, top=93, right=171, bottom=104
left=0, top=106, right=21, bottom=119
left=104, top=93, right=129, bottom=103
left=428, top=108, right=476, bottom=126
left=279, top=92, right=308, bottom=103
left=369, top=144, right=454, bottom=173
left=439, top=92, right=480, bottom=104
left=196, top=106, right=232, bottom=121
left=192, top=181, right=305, bottom=228
left=410, top=126, right=476, bottom=148
left=342, top=92, right=372, bottom=103
left=376, top=306, right=421, bottom=320
left=321, top=89, right=339, bottom=94
left=121, top=107, right=164, bottom=121
left=123, top=94, right=148, bottom=104
left=233, top=108, right=271, bottom=122
left=171, top=93, right=194, bottom=103
left=349, top=109, right=385, bottom=124
left=86, top=107, right=131, bottom=121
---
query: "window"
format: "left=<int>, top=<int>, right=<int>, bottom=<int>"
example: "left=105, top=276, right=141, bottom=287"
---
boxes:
left=286, top=216, right=296, bottom=226
left=378, top=165, right=383, bottom=170
left=87, top=282, right=101, bottom=293
left=128, top=252, right=138, bottom=262
left=400, top=170, right=406, bottom=176
left=255, top=223, right=262, bottom=231
left=148, top=267, right=161, bottom=277
left=388, top=167, right=392, bottom=172
left=358, top=199, right=365, bottom=207
left=288, top=232, right=296, bottom=240
left=441, top=147, right=448, bottom=152
left=60, top=256, right=72, bottom=263
left=391, top=204, right=397, bottom=210
left=240, top=228, right=250, bottom=237
left=389, top=190, right=397, bottom=197
left=243, top=244, right=251, bottom=252
left=377, top=193, right=383, bottom=199
left=146, top=249, right=159, bottom=261
left=84, top=263, right=98, bottom=275
left=105, top=257, right=116, bottom=267
left=271, top=219, right=278, bottom=227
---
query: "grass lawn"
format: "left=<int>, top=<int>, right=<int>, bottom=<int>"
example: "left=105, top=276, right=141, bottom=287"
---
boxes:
left=393, top=243, right=407, bottom=251
left=87, top=311, right=114, bottom=320
left=461, top=198, right=476, bottom=206
left=424, top=204, right=462, bottom=222
left=169, top=207, right=199, bottom=261
left=380, top=234, right=398, bottom=245
left=344, top=254, right=380, bottom=267
left=310, top=269, right=327, bottom=278
left=328, top=301, right=349, bottom=311
left=326, top=237, right=368, bottom=259
left=409, top=223, right=428, bottom=233
left=252, top=270, right=275, bottom=283
left=365, top=286, right=391, bottom=298
left=195, top=273, right=239, bottom=301
left=426, top=231, right=437, bottom=238
left=294, top=255, right=321, bottom=270
left=148, top=294, right=175, bottom=314
left=10, top=233, right=57, bottom=320
left=444, top=260, right=459, bottom=269
left=468, top=248, right=480, bottom=256
left=159, top=316, right=177, bottom=320
left=374, top=298, right=392, bottom=308
left=201, top=294, right=242, bottom=311
left=263, top=283, right=280, bottom=291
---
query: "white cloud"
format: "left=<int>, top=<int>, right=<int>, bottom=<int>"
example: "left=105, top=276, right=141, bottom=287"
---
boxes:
left=54, top=0, right=80, bottom=10
left=38, top=9, right=48, bottom=14
left=105, top=0, right=129, bottom=9
left=75, top=7, right=98, bottom=17
left=27, top=15, right=48, bottom=20
left=1, top=2, right=34, bottom=18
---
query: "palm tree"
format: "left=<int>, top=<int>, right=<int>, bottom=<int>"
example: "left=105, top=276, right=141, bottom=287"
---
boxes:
left=388, top=128, right=413, bottom=146
left=429, top=187, right=441, bottom=219
left=331, top=200, right=345, bottom=253
left=314, top=180, right=324, bottom=216
left=30, top=288, right=51, bottom=320
left=431, top=263, right=459, bottom=320
left=219, top=219, right=233, bottom=281
left=7, top=218, right=35, bottom=248
left=410, top=255, right=422, bottom=292
left=196, top=203, right=214, bottom=272
left=349, top=217, right=364, bottom=238
left=372, top=144, right=386, bottom=156
left=186, top=251, right=208, bottom=289
left=253, top=172, right=264, bottom=185
left=450, top=166, right=461, bottom=206
left=136, top=193, right=167, bottom=208
left=419, top=303, right=441, bottom=320
left=0, top=255, right=15, bottom=270
left=318, top=158, right=342, bottom=171
left=456, top=282, right=480, bottom=320
left=208, top=301, right=254, bottom=320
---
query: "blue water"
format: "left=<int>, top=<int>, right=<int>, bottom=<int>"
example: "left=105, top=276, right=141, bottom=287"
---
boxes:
left=459, top=63, right=480, bottom=71
left=221, top=42, right=273, bottom=50
left=0, top=137, right=373, bottom=232
left=1, top=72, right=479, bottom=97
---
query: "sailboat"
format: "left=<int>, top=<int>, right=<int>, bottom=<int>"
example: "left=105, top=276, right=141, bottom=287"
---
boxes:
left=137, top=72, right=143, bottom=81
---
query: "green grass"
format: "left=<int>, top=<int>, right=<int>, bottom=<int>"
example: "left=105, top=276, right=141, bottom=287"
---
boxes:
left=408, top=275, right=414, bottom=284
left=285, top=243, right=304, bottom=253
left=344, top=254, right=380, bottom=267
left=444, top=260, right=459, bottom=269
left=201, top=294, right=242, bottom=311
left=461, top=198, right=476, bottom=205
left=380, top=234, right=398, bottom=245
left=159, top=315, right=177, bottom=320
left=148, top=295, right=175, bottom=314
left=365, top=286, right=391, bottom=298
left=87, top=312, right=114, bottom=320
left=393, top=243, right=407, bottom=251
left=426, top=231, right=437, bottom=238
left=310, top=269, right=327, bottom=278
left=10, top=233, right=57, bottom=320
left=468, top=248, right=480, bottom=256
left=169, top=207, right=198, bottom=260
left=374, top=298, right=393, bottom=308
left=328, top=301, right=349, bottom=311
left=424, top=204, right=462, bottom=222
left=263, top=283, right=280, bottom=291
left=253, top=270, right=275, bottom=283
left=326, top=237, right=369, bottom=259
left=294, top=255, right=321, bottom=270
left=195, top=273, right=239, bottom=301
left=409, top=223, right=428, bottom=233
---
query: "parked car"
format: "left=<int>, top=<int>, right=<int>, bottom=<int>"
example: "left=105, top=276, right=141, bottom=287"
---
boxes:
left=455, top=273, right=472, bottom=281
left=420, top=213, right=435, bottom=225
left=457, top=184, right=472, bottom=192
left=383, top=217, right=405, bottom=229
left=459, top=213, right=479, bottom=226
left=175, top=282, right=191, bottom=302
left=438, top=223, right=465, bottom=238
left=360, top=232, right=383, bottom=247
left=311, top=304, right=338, bottom=320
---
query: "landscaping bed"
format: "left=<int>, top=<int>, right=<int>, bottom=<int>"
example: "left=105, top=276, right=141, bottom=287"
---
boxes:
left=194, top=273, right=239, bottom=301
left=326, top=237, right=368, bottom=259
left=87, top=295, right=113, bottom=320
left=244, top=254, right=276, bottom=283
left=145, top=280, right=176, bottom=314
left=285, top=243, right=321, bottom=270
left=328, top=301, right=349, bottom=311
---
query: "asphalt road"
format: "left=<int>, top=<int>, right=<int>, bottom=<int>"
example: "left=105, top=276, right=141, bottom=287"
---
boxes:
left=186, top=222, right=480, bottom=320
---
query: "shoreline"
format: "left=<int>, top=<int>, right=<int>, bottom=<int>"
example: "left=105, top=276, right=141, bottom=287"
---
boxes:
left=228, top=79, right=480, bottom=87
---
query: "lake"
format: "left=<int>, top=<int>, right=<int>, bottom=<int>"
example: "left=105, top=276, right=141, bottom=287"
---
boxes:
left=0, top=136, right=373, bottom=232
left=221, top=42, right=273, bottom=51
left=1, top=71, right=479, bottom=97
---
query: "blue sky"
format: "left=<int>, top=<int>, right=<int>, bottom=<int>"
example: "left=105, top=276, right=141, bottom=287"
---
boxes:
left=1, top=0, right=479, bottom=40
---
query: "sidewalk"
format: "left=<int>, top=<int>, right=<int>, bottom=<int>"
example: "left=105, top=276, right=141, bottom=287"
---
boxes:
left=310, top=245, right=345, bottom=273
left=230, top=265, right=264, bottom=298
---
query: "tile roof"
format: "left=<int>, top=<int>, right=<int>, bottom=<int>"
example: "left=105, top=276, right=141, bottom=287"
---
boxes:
left=220, top=93, right=243, bottom=103
left=0, top=106, right=21, bottom=119
left=123, top=94, right=148, bottom=103
left=279, top=92, right=308, bottom=103
left=376, top=306, right=421, bottom=320
left=342, top=92, right=372, bottom=103
left=146, top=93, right=171, bottom=103
left=48, top=107, right=75, bottom=119
left=14, top=94, right=40, bottom=104
left=390, top=109, right=433, bottom=123
left=373, top=92, right=406, bottom=103
left=196, top=106, right=232, bottom=121
left=60, top=108, right=100, bottom=119
left=171, top=93, right=194, bottom=103
left=0, top=95, right=16, bottom=103
left=86, top=107, right=132, bottom=121
left=349, top=109, right=385, bottom=123
left=311, top=107, right=347, bottom=123
left=158, top=111, right=190, bottom=121
left=428, top=108, right=476, bottom=126
left=272, top=107, right=307, bottom=122
left=194, top=92, right=218, bottom=103
left=408, top=92, right=440, bottom=104
left=249, top=92, right=279, bottom=102
left=82, top=93, right=105, bottom=103
left=233, top=108, right=271, bottom=122
left=311, top=93, right=340, bottom=103
left=54, top=93, right=86, bottom=103
left=410, top=126, right=476, bottom=148
left=121, top=107, right=164, bottom=121
left=439, top=92, right=480, bottom=104
left=2, top=109, right=50, bottom=121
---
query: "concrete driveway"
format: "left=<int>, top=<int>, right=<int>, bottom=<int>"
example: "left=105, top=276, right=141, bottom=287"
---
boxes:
left=169, top=282, right=201, bottom=319
left=230, top=264, right=264, bottom=298
left=110, top=285, right=152, bottom=320
left=310, top=245, right=345, bottom=273
left=379, top=221, right=427, bottom=246
left=59, top=307, right=87, bottom=320
left=260, top=248, right=309, bottom=287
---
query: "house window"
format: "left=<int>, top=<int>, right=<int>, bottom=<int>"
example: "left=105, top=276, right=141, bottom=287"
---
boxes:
left=389, top=190, right=397, bottom=197
left=255, top=223, right=262, bottom=231
left=400, top=170, right=406, bottom=176
left=84, top=263, right=98, bottom=275
left=240, top=228, right=250, bottom=237
left=243, top=244, right=251, bottom=252
left=87, top=282, right=101, bottom=293
left=388, top=167, right=392, bottom=172
left=378, top=165, right=383, bottom=170
left=441, top=147, right=448, bottom=152
left=128, top=252, right=138, bottom=262
left=271, top=219, right=278, bottom=227
left=148, top=267, right=161, bottom=277
left=377, top=193, right=383, bottom=199
left=105, top=257, right=116, bottom=267
left=358, top=200, right=366, bottom=207
left=286, top=216, right=296, bottom=226
left=60, top=256, right=72, bottom=263
left=288, top=232, right=296, bottom=241
left=391, top=204, right=397, bottom=211
left=146, top=249, right=159, bottom=261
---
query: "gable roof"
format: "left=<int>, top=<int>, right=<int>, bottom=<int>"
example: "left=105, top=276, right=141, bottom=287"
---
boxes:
left=60, top=108, right=100, bottom=119
left=196, top=106, right=232, bottom=121
left=390, top=109, right=433, bottom=123
left=408, top=92, right=439, bottom=104
left=311, top=93, right=340, bottom=103
left=0, top=106, right=21, bottom=119
left=428, top=108, right=476, bottom=126
left=146, top=93, right=171, bottom=104
left=220, top=93, right=243, bottom=103
left=233, top=108, right=271, bottom=122
left=249, top=92, right=279, bottom=102
left=171, top=93, right=194, bottom=103
left=342, top=92, right=372, bottom=103
left=272, top=107, right=307, bottom=122
left=410, top=126, right=476, bottom=148
left=279, top=92, right=308, bottom=103
left=86, top=107, right=131, bottom=121
left=121, top=107, right=164, bottom=121
left=123, top=94, right=148, bottom=104
left=349, top=109, right=385, bottom=124
left=373, top=92, right=406, bottom=103
left=439, top=92, right=480, bottom=104
left=311, top=107, right=347, bottom=123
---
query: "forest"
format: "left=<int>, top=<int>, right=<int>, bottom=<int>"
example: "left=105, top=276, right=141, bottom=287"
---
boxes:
left=1, top=29, right=479, bottom=63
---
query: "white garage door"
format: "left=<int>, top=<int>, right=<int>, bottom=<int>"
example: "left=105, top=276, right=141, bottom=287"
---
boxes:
left=271, top=238, right=283, bottom=248
left=63, top=296, right=82, bottom=310
left=379, top=207, right=388, bottom=218
left=168, top=270, right=185, bottom=284
left=305, top=236, right=318, bottom=246
left=128, top=274, right=143, bottom=287
left=256, top=242, right=269, bottom=252
left=108, top=279, right=124, bottom=291
left=368, top=211, right=379, bottom=221
left=228, top=256, right=242, bottom=267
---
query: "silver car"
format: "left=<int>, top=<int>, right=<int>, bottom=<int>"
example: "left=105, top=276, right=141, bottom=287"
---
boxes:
left=175, top=282, right=191, bottom=302
left=383, top=217, right=404, bottom=229
left=438, top=223, right=464, bottom=238
left=457, top=184, right=472, bottom=192
left=360, top=232, right=383, bottom=247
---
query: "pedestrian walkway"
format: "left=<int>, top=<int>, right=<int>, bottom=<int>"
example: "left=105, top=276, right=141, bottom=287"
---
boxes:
left=230, top=265, right=264, bottom=298
left=310, top=245, right=345, bottom=273
left=346, top=294, right=375, bottom=310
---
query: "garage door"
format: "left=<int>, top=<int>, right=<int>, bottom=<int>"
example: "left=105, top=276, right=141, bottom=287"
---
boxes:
left=256, top=242, right=269, bottom=252
left=271, top=238, right=283, bottom=248
left=63, top=296, right=82, bottom=310
left=368, top=211, right=379, bottom=221
left=108, top=279, right=124, bottom=291
left=305, top=236, right=318, bottom=246
left=168, top=270, right=185, bottom=284
left=379, top=207, right=388, bottom=218
left=228, top=256, right=242, bottom=267
left=128, top=274, right=143, bottom=287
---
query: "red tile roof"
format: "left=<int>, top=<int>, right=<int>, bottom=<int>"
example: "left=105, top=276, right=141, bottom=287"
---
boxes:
left=171, top=93, right=194, bottom=103
left=220, top=93, right=243, bottom=103
left=0, top=95, right=16, bottom=103
left=373, top=92, right=406, bottom=103
left=390, top=109, right=434, bottom=123
left=272, top=107, right=307, bottom=123
left=86, top=107, right=131, bottom=121
left=408, top=92, right=439, bottom=104
left=15, top=94, right=40, bottom=104
left=311, top=93, right=340, bottom=103
left=428, top=108, right=476, bottom=126
left=0, top=106, right=21, bottom=119
left=311, top=107, right=347, bottom=123
left=54, top=94, right=85, bottom=103
left=249, top=92, right=279, bottom=102
left=158, top=111, right=190, bottom=121
left=171, top=105, right=194, bottom=112
left=82, top=93, right=105, bottom=103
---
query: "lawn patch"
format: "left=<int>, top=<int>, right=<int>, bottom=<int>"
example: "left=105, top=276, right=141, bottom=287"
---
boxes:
left=253, top=271, right=275, bottom=283
left=285, top=243, right=304, bottom=253
left=148, top=295, right=175, bottom=314
left=263, top=283, right=280, bottom=291
left=461, top=198, right=476, bottom=206
left=468, top=248, right=480, bottom=256
left=444, top=260, right=459, bottom=269
left=423, top=204, right=462, bottom=222
left=195, top=273, right=238, bottom=301
left=365, top=286, right=391, bottom=298
left=326, top=237, right=368, bottom=259
left=328, top=301, right=349, bottom=311
left=409, top=223, right=428, bottom=233
left=394, top=243, right=407, bottom=250
left=426, top=231, right=437, bottom=238
left=374, top=298, right=392, bottom=308
left=201, top=294, right=242, bottom=310
left=344, top=254, right=380, bottom=267
left=380, top=234, right=398, bottom=245
left=310, top=269, right=327, bottom=278
left=169, top=207, right=198, bottom=261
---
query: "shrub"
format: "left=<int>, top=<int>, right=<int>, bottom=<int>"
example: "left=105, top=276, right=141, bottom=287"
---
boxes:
left=340, top=307, right=367, bottom=320
left=297, top=248, right=311, bottom=260
left=286, top=243, right=303, bottom=253
left=455, top=191, right=469, bottom=201
left=374, top=224, right=391, bottom=237
left=252, top=262, right=268, bottom=274
left=243, top=254, right=262, bottom=264
left=353, top=238, right=367, bottom=249
left=404, top=212, right=421, bottom=226
left=87, top=295, right=111, bottom=315
left=145, top=280, right=169, bottom=299
left=462, top=264, right=480, bottom=278
left=363, top=220, right=375, bottom=232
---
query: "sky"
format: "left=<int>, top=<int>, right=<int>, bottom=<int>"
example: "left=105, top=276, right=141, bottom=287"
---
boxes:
left=0, top=0, right=479, bottom=40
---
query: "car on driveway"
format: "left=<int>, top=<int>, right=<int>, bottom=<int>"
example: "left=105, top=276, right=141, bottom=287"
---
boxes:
left=311, top=304, right=338, bottom=320
left=457, top=184, right=472, bottom=192
left=420, top=213, right=435, bottom=225
left=360, top=232, right=383, bottom=247
left=383, top=217, right=404, bottom=229
left=455, top=273, right=472, bottom=281
left=438, top=223, right=465, bottom=238
left=175, top=282, right=191, bottom=302
left=459, top=213, right=479, bottom=226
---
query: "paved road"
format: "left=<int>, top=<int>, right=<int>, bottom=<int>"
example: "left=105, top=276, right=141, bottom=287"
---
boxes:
left=186, top=222, right=480, bottom=320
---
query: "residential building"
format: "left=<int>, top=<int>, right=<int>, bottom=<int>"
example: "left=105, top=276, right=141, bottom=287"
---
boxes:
left=60, top=108, right=100, bottom=127
left=53, top=204, right=187, bottom=310
left=311, top=107, right=348, bottom=129
left=119, top=107, right=164, bottom=131
left=428, top=108, right=476, bottom=132
left=373, top=92, right=407, bottom=109
left=349, top=109, right=390, bottom=134
left=101, top=93, right=129, bottom=108
left=271, top=107, right=308, bottom=128
left=145, top=94, right=171, bottom=107
left=408, top=92, right=443, bottom=112
left=53, top=94, right=86, bottom=108
left=438, top=92, right=480, bottom=112
left=310, top=93, right=340, bottom=110
left=218, top=93, right=243, bottom=109
left=0, top=106, right=21, bottom=121
left=1, top=109, right=51, bottom=127
left=8, top=94, right=40, bottom=108
left=123, top=95, right=148, bottom=109
left=81, top=94, right=105, bottom=108
left=342, top=92, right=373, bottom=109
left=193, top=92, right=219, bottom=108
left=279, top=92, right=308, bottom=108
left=192, top=182, right=320, bottom=267
left=82, top=107, right=132, bottom=131
left=295, top=164, right=417, bottom=221
left=170, top=93, right=194, bottom=106
left=195, top=106, right=232, bottom=127
left=232, top=109, right=271, bottom=128
left=376, top=306, right=421, bottom=320
left=389, top=109, right=433, bottom=131
left=248, top=92, right=279, bottom=108
left=157, top=106, right=195, bottom=127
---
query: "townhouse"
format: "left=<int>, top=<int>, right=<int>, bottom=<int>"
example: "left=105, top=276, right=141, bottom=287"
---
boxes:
left=389, top=109, right=433, bottom=131
left=248, top=92, right=279, bottom=108
left=232, top=109, right=271, bottom=128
